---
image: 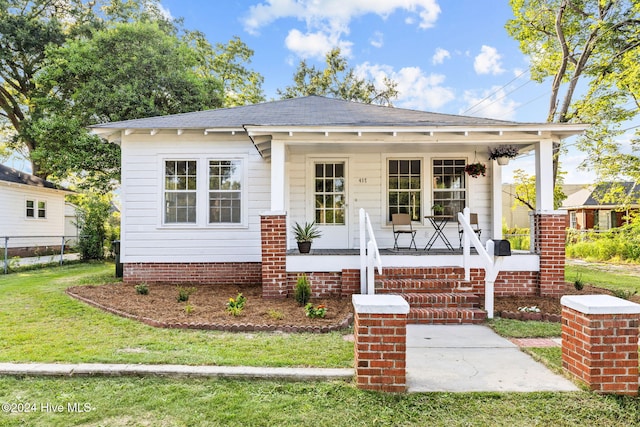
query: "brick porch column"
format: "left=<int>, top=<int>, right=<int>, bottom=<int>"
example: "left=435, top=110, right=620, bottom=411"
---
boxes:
left=534, top=212, right=567, bottom=297
left=352, top=294, right=410, bottom=393
left=261, top=212, right=287, bottom=299
left=561, top=295, right=640, bottom=396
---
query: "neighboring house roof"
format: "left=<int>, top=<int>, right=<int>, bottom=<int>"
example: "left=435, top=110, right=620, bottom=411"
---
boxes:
left=0, top=164, right=72, bottom=192
left=563, top=182, right=640, bottom=209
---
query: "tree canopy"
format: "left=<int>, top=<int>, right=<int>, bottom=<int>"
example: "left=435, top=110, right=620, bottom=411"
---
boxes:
left=507, top=0, right=640, bottom=200
left=278, top=48, right=398, bottom=106
left=0, top=0, right=264, bottom=189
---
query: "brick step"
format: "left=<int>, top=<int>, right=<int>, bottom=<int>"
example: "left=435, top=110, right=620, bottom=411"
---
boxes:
left=399, top=292, right=480, bottom=309
left=375, top=278, right=459, bottom=293
left=408, top=307, right=487, bottom=325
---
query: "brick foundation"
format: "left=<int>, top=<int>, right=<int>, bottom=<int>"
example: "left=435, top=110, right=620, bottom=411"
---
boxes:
left=352, top=295, right=409, bottom=392
left=561, top=295, right=640, bottom=396
left=535, top=213, right=567, bottom=297
left=261, top=213, right=288, bottom=298
left=123, top=262, right=261, bottom=284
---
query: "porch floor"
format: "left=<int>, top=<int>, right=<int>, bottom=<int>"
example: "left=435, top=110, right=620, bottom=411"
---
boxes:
left=287, top=248, right=477, bottom=256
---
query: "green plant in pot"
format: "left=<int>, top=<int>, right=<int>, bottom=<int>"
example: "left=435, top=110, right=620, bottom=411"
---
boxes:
left=292, top=221, right=322, bottom=253
left=432, top=204, right=445, bottom=215
left=464, top=162, right=486, bottom=178
left=488, top=144, right=519, bottom=165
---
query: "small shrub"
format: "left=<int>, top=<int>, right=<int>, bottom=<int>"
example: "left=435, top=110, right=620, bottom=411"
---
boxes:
left=135, top=284, right=149, bottom=295
left=611, top=289, right=637, bottom=300
left=177, top=286, right=196, bottom=302
left=267, top=309, right=284, bottom=320
left=304, top=303, right=327, bottom=318
left=294, top=274, right=311, bottom=306
left=226, top=292, right=246, bottom=316
left=517, top=306, right=540, bottom=313
left=184, top=303, right=195, bottom=315
left=573, top=273, right=584, bottom=291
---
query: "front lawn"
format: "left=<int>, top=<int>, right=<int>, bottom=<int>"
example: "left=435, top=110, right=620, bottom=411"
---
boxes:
left=0, top=263, right=353, bottom=368
left=0, top=377, right=638, bottom=426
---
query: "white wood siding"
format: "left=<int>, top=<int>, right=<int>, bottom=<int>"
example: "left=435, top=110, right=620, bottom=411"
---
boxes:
left=120, top=132, right=269, bottom=263
left=121, top=132, right=498, bottom=261
left=287, top=147, right=494, bottom=250
left=0, top=183, right=67, bottom=247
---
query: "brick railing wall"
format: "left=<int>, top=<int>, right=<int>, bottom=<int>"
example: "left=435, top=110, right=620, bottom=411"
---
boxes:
left=561, top=295, right=640, bottom=396
left=352, top=294, right=410, bottom=392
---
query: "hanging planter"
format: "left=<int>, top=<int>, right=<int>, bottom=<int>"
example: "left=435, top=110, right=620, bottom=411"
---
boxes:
left=488, top=144, right=520, bottom=165
left=464, top=162, right=486, bottom=178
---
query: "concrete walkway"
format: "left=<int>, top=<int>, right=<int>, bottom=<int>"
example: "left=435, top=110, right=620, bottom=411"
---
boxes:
left=0, top=325, right=578, bottom=393
left=406, top=324, right=577, bottom=392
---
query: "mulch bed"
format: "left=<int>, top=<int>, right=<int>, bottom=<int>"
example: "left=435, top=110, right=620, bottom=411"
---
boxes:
left=67, top=281, right=638, bottom=332
left=67, top=283, right=353, bottom=333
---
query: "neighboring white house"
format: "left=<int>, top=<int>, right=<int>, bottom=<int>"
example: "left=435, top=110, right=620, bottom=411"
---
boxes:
left=0, top=164, right=73, bottom=256
left=92, top=96, right=586, bottom=318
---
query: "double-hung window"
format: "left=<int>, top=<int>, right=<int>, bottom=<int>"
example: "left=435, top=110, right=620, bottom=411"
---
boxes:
left=26, top=200, right=46, bottom=219
left=388, top=159, right=421, bottom=221
left=432, top=159, right=466, bottom=216
left=209, top=160, right=242, bottom=224
left=164, top=160, right=197, bottom=224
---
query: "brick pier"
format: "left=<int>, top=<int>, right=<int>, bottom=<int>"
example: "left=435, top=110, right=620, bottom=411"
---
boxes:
left=561, top=295, right=640, bottom=396
left=352, top=294, right=410, bottom=392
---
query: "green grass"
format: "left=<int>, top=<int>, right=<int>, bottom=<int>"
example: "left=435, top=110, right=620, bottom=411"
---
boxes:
left=0, top=263, right=353, bottom=367
left=565, top=263, right=640, bottom=294
left=0, top=377, right=638, bottom=426
left=488, top=318, right=561, bottom=338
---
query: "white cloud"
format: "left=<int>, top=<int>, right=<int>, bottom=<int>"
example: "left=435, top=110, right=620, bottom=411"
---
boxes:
left=474, top=45, right=505, bottom=75
left=285, top=29, right=353, bottom=59
left=462, top=87, right=519, bottom=120
left=243, top=0, right=441, bottom=58
left=432, top=47, right=450, bottom=65
left=370, top=31, right=384, bottom=48
left=356, top=63, right=455, bottom=110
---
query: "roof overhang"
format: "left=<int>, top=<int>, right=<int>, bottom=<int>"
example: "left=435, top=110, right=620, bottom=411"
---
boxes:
left=91, top=122, right=588, bottom=159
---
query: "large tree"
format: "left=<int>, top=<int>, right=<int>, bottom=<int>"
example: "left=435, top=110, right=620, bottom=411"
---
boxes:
left=1, top=0, right=264, bottom=187
left=507, top=0, right=640, bottom=198
left=278, top=48, right=398, bottom=106
left=30, top=21, right=223, bottom=189
left=0, top=0, right=174, bottom=178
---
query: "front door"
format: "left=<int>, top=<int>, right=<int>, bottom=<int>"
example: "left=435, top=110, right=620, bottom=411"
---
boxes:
left=312, top=160, right=349, bottom=248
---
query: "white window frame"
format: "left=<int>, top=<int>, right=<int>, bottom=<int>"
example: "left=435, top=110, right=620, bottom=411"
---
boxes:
left=431, top=158, right=467, bottom=217
left=385, top=157, right=423, bottom=224
left=25, top=199, right=47, bottom=219
left=207, top=157, right=248, bottom=227
left=162, top=159, right=198, bottom=226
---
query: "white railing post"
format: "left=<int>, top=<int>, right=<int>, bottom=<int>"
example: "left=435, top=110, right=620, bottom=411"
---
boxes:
left=367, top=241, right=376, bottom=295
left=359, top=208, right=382, bottom=295
left=462, top=207, right=471, bottom=281
left=359, top=209, right=367, bottom=294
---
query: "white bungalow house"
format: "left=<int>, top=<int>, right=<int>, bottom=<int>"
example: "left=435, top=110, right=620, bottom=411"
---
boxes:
left=0, top=164, right=73, bottom=257
left=92, top=96, right=586, bottom=322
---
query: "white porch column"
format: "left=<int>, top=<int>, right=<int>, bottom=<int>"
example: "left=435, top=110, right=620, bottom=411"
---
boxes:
left=491, top=159, right=502, bottom=239
left=535, top=139, right=554, bottom=212
left=270, top=139, right=286, bottom=212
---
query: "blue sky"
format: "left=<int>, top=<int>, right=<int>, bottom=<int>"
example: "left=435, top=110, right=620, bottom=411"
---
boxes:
left=160, top=0, right=601, bottom=184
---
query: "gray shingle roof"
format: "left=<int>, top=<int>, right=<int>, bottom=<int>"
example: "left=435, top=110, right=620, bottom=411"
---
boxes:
left=0, top=164, right=70, bottom=191
left=91, top=95, right=519, bottom=130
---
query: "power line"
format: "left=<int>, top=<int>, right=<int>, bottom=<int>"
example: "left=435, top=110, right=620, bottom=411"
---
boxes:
left=462, top=69, right=529, bottom=115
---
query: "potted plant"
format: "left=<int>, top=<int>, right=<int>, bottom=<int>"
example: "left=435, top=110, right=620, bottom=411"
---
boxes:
left=488, top=144, right=519, bottom=165
left=432, top=204, right=445, bottom=215
left=464, top=162, right=486, bottom=178
left=292, top=221, right=322, bottom=253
